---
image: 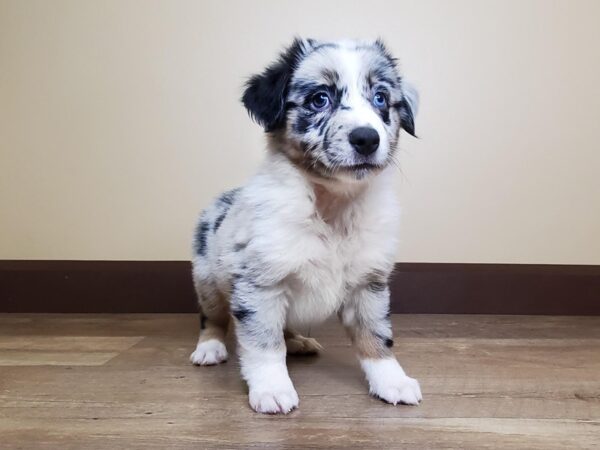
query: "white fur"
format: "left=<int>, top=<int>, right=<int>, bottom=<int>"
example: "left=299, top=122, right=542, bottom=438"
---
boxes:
left=361, top=358, right=422, bottom=405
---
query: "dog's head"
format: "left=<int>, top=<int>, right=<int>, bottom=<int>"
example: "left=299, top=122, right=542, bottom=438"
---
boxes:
left=242, top=38, right=418, bottom=183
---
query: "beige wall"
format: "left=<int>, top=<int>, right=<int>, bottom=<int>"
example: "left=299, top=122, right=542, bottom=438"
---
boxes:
left=1, top=0, right=599, bottom=263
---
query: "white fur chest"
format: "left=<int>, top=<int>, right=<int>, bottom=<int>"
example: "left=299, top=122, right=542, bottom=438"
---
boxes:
left=285, top=222, right=353, bottom=326
left=285, top=183, right=399, bottom=327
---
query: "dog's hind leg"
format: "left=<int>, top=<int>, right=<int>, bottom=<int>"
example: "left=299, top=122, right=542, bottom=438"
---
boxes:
left=284, top=328, right=323, bottom=355
left=190, top=280, right=230, bottom=366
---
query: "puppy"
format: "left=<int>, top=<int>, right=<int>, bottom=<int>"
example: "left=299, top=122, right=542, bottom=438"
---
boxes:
left=190, top=38, right=421, bottom=414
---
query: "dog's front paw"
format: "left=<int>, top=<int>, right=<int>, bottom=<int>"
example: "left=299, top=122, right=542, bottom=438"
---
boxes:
left=190, top=339, right=228, bottom=366
left=360, top=358, right=422, bottom=406
left=249, top=386, right=299, bottom=414
left=241, top=350, right=299, bottom=414
left=372, top=375, right=422, bottom=405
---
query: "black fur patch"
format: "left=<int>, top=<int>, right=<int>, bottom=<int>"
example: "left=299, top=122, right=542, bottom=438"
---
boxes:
left=200, top=314, right=207, bottom=330
left=294, top=113, right=313, bottom=134
left=233, top=242, right=247, bottom=252
left=369, top=68, right=397, bottom=90
left=194, top=221, right=210, bottom=256
left=290, top=80, right=323, bottom=96
left=321, top=68, right=339, bottom=85
left=323, top=133, right=331, bottom=152
left=213, top=188, right=240, bottom=233
left=396, top=96, right=416, bottom=137
left=379, top=108, right=390, bottom=125
left=367, top=280, right=387, bottom=292
left=242, top=39, right=310, bottom=132
left=317, top=116, right=328, bottom=136
left=373, top=39, right=399, bottom=69
left=214, top=212, right=227, bottom=232
left=231, top=304, right=254, bottom=322
left=219, top=188, right=239, bottom=205
left=375, top=333, right=394, bottom=349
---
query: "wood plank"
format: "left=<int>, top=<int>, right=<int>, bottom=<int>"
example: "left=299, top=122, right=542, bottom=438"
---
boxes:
left=0, top=336, right=143, bottom=366
left=0, top=417, right=598, bottom=449
left=0, top=351, right=120, bottom=366
left=0, top=336, right=144, bottom=351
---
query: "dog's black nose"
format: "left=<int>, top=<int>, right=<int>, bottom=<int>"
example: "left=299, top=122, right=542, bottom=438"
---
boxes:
left=349, top=127, right=380, bottom=155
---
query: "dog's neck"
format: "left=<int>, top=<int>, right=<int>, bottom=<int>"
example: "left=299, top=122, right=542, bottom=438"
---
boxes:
left=264, top=147, right=385, bottom=227
left=308, top=178, right=372, bottom=228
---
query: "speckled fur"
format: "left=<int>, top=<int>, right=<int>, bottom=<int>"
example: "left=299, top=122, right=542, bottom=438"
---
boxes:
left=190, top=38, right=421, bottom=414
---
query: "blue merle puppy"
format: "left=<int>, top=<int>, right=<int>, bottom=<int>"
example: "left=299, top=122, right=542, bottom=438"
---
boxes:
left=190, top=38, right=421, bottom=414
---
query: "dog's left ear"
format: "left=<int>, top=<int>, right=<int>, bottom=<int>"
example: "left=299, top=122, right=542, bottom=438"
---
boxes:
left=242, top=38, right=313, bottom=132
left=399, top=81, right=419, bottom=137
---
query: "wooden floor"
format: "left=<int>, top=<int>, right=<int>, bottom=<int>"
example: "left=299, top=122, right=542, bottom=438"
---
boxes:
left=0, top=314, right=599, bottom=449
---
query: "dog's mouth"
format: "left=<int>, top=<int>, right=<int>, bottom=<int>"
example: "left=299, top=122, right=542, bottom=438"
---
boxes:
left=297, top=156, right=384, bottom=180
left=341, top=163, right=382, bottom=172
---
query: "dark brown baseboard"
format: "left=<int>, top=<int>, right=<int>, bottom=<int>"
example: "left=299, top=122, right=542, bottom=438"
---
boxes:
left=390, top=263, right=599, bottom=315
left=0, top=260, right=598, bottom=314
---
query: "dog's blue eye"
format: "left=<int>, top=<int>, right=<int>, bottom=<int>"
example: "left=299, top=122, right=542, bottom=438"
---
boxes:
left=311, top=92, right=330, bottom=110
left=373, top=92, right=387, bottom=108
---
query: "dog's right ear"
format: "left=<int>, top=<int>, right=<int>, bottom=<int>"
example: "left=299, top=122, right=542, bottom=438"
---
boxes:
left=242, top=38, right=312, bottom=132
left=399, top=81, right=419, bottom=137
